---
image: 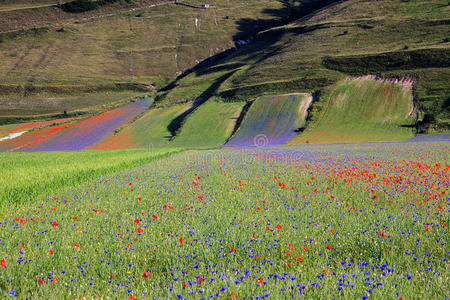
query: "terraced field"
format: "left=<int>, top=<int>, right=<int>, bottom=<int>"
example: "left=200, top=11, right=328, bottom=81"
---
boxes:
left=226, top=93, right=312, bottom=147
left=290, top=79, right=415, bottom=144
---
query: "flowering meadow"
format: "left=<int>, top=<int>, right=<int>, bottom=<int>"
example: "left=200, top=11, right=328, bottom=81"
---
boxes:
left=226, top=94, right=310, bottom=147
left=0, top=98, right=151, bottom=152
left=0, top=141, right=448, bottom=299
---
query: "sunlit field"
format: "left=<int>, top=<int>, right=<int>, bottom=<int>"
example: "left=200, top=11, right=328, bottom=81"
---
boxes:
left=0, top=141, right=447, bottom=299
left=0, top=148, right=182, bottom=207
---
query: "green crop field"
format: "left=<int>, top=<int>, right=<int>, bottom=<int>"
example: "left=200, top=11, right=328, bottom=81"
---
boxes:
left=290, top=78, right=416, bottom=144
left=171, top=101, right=245, bottom=148
left=0, top=1, right=448, bottom=298
left=0, top=148, right=182, bottom=208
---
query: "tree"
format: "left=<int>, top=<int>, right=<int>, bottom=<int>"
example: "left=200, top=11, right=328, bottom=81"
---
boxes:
left=278, top=0, right=298, bottom=21
left=278, top=0, right=340, bottom=22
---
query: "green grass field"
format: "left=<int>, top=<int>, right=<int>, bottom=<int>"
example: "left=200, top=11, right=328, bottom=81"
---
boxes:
left=171, top=101, right=245, bottom=148
left=91, top=101, right=245, bottom=149
left=0, top=148, right=182, bottom=207
left=289, top=78, right=416, bottom=144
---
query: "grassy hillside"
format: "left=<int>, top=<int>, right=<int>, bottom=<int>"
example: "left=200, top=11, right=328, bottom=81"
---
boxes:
left=289, top=79, right=415, bottom=144
left=0, top=91, right=144, bottom=123
left=157, top=0, right=449, bottom=132
left=226, top=93, right=312, bottom=147
left=0, top=0, right=284, bottom=89
left=0, top=0, right=290, bottom=123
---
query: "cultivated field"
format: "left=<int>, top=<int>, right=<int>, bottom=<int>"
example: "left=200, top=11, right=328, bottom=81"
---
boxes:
left=226, top=94, right=311, bottom=147
left=0, top=148, right=181, bottom=208
left=290, top=78, right=415, bottom=144
left=0, top=141, right=447, bottom=298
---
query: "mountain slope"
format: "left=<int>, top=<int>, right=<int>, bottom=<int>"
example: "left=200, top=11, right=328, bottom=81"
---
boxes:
left=0, top=0, right=286, bottom=119
left=158, top=0, right=449, bottom=132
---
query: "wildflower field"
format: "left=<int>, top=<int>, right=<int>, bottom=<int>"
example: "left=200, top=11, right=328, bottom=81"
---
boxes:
left=0, top=141, right=448, bottom=299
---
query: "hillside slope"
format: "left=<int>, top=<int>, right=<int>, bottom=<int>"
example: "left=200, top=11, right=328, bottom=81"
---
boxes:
left=158, top=0, right=449, bottom=133
left=0, top=0, right=284, bottom=86
left=289, top=78, right=415, bottom=144
left=226, top=93, right=312, bottom=147
left=0, top=0, right=285, bottom=119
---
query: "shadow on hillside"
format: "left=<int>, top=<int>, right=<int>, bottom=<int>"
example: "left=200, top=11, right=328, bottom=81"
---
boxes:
left=158, top=1, right=343, bottom=96
left=61, top=0, right=121, bottom=13
left=166, top=70, right=237, bottom=140
left=158, top=5, right=290, bottom=94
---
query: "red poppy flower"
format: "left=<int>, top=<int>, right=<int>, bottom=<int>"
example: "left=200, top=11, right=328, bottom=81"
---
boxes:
left=288, top=243, right=294, bottom=250
left=74, top=242, right=80, bottom=248
left=38, top=278, right=44, bottom=284
left=134, top=219, right=140, bottom=225
left=52, top=221, right=58, bottom=227
left=49, top=250, right=53, bottom=255
left=231, top=246, right=236, bottom=252
left=129, top=297, right=137, bottom=300
left=304, top=246, right=309, bottom=252
left=257, top=277, right=264, bottom=286
left=276, top=224, right=282, bottom=230
left=0, top=259, right=5, bottom=267
left=152, top=215, right=157, bottom=220
left=137, top=228, right=143, bottom=234
left=179, top=237, right=184, bottom=245
left=326, top=245, right=332, bottom=250
left=142, top=271, right=150, bottom=278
